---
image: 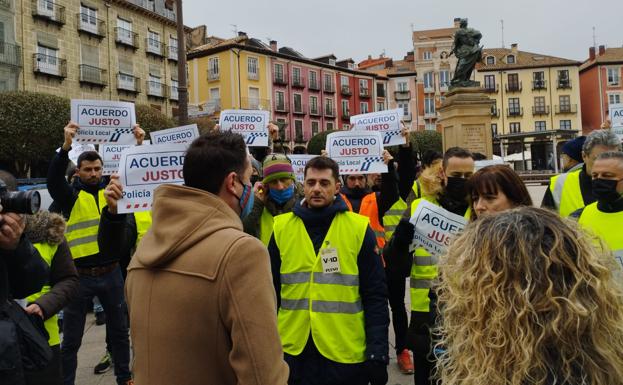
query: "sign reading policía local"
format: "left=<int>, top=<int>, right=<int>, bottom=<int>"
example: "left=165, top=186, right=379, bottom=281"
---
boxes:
left=289, top=154, right=315, bottom=183
left=219, top=109, right=270, bottom=147
left=150, top=124, right=200, bottom=145
left=409, top=199, right=468, bottom=257
left=610, top=103, right=623, bottom=141
left=326, top=131, right=387, bottom=175
left=117, top=143, right=187, bottom=213
left=350, top=108, right=405, bottom=146
left=71, top=100, right=136, bottom=144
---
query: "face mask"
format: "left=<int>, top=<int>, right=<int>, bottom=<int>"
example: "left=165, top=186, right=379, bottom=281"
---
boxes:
left=445, top=176, right=467, bottom=201
left=269, top=184, right=294, bottom=205
left=592, top=178, right=623, bottom=203
left=235, top=177, right=254, bottom=218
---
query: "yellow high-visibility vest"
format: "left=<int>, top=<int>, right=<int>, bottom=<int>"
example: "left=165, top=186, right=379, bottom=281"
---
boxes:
left=134, top=211, right=152, bottom=247
left=578, top=202, right=623, bottom=281
left=259, top=208, right=274, bottom=246
left=65, top=189, right=106, bottom=259
left=549, top=169, right=584, bottom=217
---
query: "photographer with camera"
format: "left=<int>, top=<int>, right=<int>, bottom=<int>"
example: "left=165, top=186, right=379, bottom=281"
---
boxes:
left=0, top=170, right=51, bottom=385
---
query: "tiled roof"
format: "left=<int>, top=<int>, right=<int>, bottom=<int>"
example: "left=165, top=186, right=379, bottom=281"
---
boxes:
left=413, top=27, right=457, bottom=42
left=358, top=57, right=391, bottom=69
left=580, top=47, right=623, bottom=71
left=477, top=48, right=580, bottom=71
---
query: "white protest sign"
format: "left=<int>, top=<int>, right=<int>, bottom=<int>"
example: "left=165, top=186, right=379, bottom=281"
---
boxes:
left=56, top=144, right=97, bottom=165
left=99, top=144, right=132, bottom=175
left=350, top=108, right=405, bottom=146
left=409, top=199, right=468, bottom=257
left=326, top=131, right=387, bottom=175
left=289, top=154, right=315, bottom=183
left=219, top=109, right=270, bottom=147
left=150, top=124, right=200, bottom=145
left=610, top=104, right=623, bottom=141
left=117, top=143, right=187, bottom=213
left=71, top=100, right=136, bottom=144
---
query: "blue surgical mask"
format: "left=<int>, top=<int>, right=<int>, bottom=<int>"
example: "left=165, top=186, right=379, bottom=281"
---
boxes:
left=235, top=176, right=254, bottom=218
left=269, top=185, right=294, bottom=205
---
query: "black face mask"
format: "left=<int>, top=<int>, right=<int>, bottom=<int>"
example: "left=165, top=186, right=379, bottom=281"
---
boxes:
left=592, top=178, right=623, bottom=203
left=250, top=175, right=260, bottom=186
left=445, top=176, right=467, bottom=201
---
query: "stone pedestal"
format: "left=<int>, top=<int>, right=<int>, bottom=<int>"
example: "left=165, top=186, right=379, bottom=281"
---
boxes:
left=437, top=87, right=495, bottom=159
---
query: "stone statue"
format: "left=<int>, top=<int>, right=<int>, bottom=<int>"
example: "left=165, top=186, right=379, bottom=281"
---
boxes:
left=449, top=19, right=482, bottom=88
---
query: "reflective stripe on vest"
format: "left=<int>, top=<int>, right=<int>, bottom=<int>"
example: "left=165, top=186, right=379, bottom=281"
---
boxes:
left=383, top=198, right=407, bottom=241
left=65, top=189, right=106, bottom=259
left=549, top=169, right=584, bottom=217
left=26, top=242, right=60, bottom=346
left=578, top=202, right=623, bottom=282
left=259, top=208, right=274, bottom=246
left=409, top=197, right=470, bottom=313
left=273, top=211, right=368, bottom=364
left=359, top=192, right=385, bottom=249
left=135, top=210, right=152, bottom=247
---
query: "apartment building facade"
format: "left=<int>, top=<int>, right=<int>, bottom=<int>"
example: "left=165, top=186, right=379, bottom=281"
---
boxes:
left=0, top=0, right=21, bottom=91
left=11, top=0, right=181, bottom=116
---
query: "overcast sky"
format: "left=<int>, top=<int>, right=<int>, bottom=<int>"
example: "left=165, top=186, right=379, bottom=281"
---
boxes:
left=182, top=0, right=622, bottom=63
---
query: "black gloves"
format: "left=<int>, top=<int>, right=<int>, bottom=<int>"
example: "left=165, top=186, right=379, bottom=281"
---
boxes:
left=393, top=218, right=415, bottom=245
left=366, top=360, right=388, bottom=385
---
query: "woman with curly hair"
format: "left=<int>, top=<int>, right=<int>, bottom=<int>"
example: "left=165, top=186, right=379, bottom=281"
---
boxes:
left=436, top=207, right=623, bottom=385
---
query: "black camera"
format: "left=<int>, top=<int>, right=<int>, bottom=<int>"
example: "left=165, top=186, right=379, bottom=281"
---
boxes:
left=0, top=180, right=41, bottom=215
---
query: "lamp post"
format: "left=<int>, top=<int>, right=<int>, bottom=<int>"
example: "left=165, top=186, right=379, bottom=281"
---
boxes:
left=166, top=0, right=188, bottom=125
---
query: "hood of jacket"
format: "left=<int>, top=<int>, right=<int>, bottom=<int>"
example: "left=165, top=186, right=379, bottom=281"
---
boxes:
left=24, top=211, right=66, bottom=245
left=135, top=184, right=243, bottom=268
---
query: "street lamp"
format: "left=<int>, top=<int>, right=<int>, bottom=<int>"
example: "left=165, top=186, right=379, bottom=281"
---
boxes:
left=165, top=0, right=188, bottom=125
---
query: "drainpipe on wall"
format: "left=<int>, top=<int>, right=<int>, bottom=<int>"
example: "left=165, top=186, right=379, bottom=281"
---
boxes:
left=230, top=48, right=241, bottom=109
left=598, top=65, right=604, bottom=126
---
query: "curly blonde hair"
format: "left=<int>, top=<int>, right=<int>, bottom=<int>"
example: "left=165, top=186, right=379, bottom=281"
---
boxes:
left=436, top=207, right=623, bottom=385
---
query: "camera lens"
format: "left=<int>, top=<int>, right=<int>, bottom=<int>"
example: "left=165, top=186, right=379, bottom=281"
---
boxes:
left=0, top=190, right=41, bottom=215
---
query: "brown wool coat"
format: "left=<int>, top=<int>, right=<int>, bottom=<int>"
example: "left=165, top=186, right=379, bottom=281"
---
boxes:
left=126, top=184, right=289, bottom=385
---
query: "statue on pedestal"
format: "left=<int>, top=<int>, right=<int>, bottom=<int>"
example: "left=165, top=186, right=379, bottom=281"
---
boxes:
left=449, top=19, right=482, bottom=88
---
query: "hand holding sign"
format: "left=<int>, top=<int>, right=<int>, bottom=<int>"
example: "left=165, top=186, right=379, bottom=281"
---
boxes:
left=62, top=121, right=79, bottom=151
left=326, top=131, right=387, bottom=175
left=104, top=174, right=124, bottom=215
left=133, top=124, right=145, bottom=145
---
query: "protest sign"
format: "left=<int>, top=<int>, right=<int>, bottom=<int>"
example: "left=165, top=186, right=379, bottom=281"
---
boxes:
left=409, top=199, right=468, bottom=257
left=117, top=143, right=187, bottom=213
left=56, top=144, right=96, bottom=165
left=219, top=109, right=270, bottom=147
left=610, top=104, right=623, bottom=141
left=99, top=144, right=132, bottom=175
left=350, top=108, right=405, bottom=146
left=288, top=154, right=315, bottom=183
left=150, top=124, right=199, bottom=145
left=71, top=100, right=136, bottom=144
left=326, top=131, right=387, bottom=175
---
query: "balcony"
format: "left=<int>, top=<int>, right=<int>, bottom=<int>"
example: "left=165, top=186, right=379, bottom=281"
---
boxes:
left=115, top=28, right=139, bottom=49
left=116, top=73, right=140, bottom=93
left=491, top=107, right=500, bottom=117
left=32, top=0, right=65, bottom=25
left=324, top=83, right=335, bottom=93
left=168, top=46, right=178, bottom=61
left=203, top=99, right=221, bottom=114
left=241, top=97, right=270, bottom=110
left=169, top=85, right=178, bottom=101
left=359, top=88, right=370, bottom=98
left=295, top=134, right=305, bottom=143
left=484, top=84, right=499, bottom=93
left=341, top=85, right=352, bottom=96
left=275, top=101, right=289, bottom=112
left=505, top=82, right=522, bottom=92
left=77, top=14, right=106, bottom=38
left=394, top=90, right=411, bottom=100
left=555, top=104, right=577, bottom=114
left=79, top=65, right=107, bottom=86
left=424, top=84, right=435, bottom=93
left=273, top=74, right=287, bottom=85
left=309, top=80, right=320, bottom=91
left=439, top=83, right=449, bottom=92
left=557, top=79, right=572, bottom=89
left=32, top=53, right=66, bottom=78
left=341, top=111, right=351, bottom=120
left=325, top=107, right=335, bottom=117
left=145, top=38, right=166, bottom=57
left=532, top=80, right=547, bottom=90
left=147, top=80, right=167, bottom=98
left=248, top=71, right=259, bottom=81
left=507, top=107, right=524, bottom=117
left=309, top=105, right=321, bottom=116
left=0, top=42, right=22, bottom=67
left=377, top=88, right=386, bottom=98
left=402, top=113, right=412, bottom=122
left=532, top=106, right=550, bottom=116
left=424, top=110, right=437, bottom=119
left=208, top=70, right=219, bottom=81
left=293, top=103, right=306, bottom=115
left=292, top=76, right=305, bottom=88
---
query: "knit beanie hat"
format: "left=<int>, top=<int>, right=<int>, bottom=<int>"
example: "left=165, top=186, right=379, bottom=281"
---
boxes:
left=262, top=153, right=295, bottom=184
left=562, top=136, right=586, bottom=163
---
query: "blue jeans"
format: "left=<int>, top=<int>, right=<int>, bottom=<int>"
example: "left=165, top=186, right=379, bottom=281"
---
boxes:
left=61, top=266, right=131, bottom=385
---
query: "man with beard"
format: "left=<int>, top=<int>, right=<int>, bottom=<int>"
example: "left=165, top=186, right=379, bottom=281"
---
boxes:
left=46, top=122, right=143, bottom=385
left=384, top=147, right=474, bottom=385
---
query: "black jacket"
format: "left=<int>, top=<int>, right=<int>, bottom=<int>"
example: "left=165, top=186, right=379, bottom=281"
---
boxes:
left=268, top=194, right=389, bottom=364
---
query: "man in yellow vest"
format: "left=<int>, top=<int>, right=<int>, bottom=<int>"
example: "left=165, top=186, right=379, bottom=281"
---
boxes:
left=46, top=121, right=144, bottom=385
left=542, top=130, right=621, bottom=216
left=268, top=156, right=389, bottom=385
left=384, top=147, right=474, bottom=385
left=571, top=151, right=623, bottom=280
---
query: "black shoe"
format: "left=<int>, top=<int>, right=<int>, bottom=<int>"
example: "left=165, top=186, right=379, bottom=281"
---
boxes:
left=94, top=352, right=112, bottom=374
left=95, top=311, right=106, bottom=326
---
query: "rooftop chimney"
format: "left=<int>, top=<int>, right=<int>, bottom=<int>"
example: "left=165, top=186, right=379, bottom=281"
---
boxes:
left=368, top=54, right=372, bottom=60
left=511, top=43, right=518, bottom=53
left=589, top=46, right=596, bottom=61
left=598, top=45, right=606, bottom=56
left=238, top=31, right=247, bottom=37
left=270, top=40, right=277, bottom=52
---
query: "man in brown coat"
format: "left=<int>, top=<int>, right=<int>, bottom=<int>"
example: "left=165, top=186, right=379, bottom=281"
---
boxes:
left=124, top=132, right=289, bottom=385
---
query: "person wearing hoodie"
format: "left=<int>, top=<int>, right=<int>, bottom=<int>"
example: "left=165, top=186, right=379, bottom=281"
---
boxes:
left=125, top=131, right=289, bottom=385
left=46, top=122, right=143, bottom=385
left=384, top=146, right=474, bottom=385
left=268, top=156, right=389, bottom=385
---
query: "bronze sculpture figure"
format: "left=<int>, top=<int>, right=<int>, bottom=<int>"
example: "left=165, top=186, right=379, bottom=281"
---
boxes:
left=450, top=19, right=482, bottom=88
